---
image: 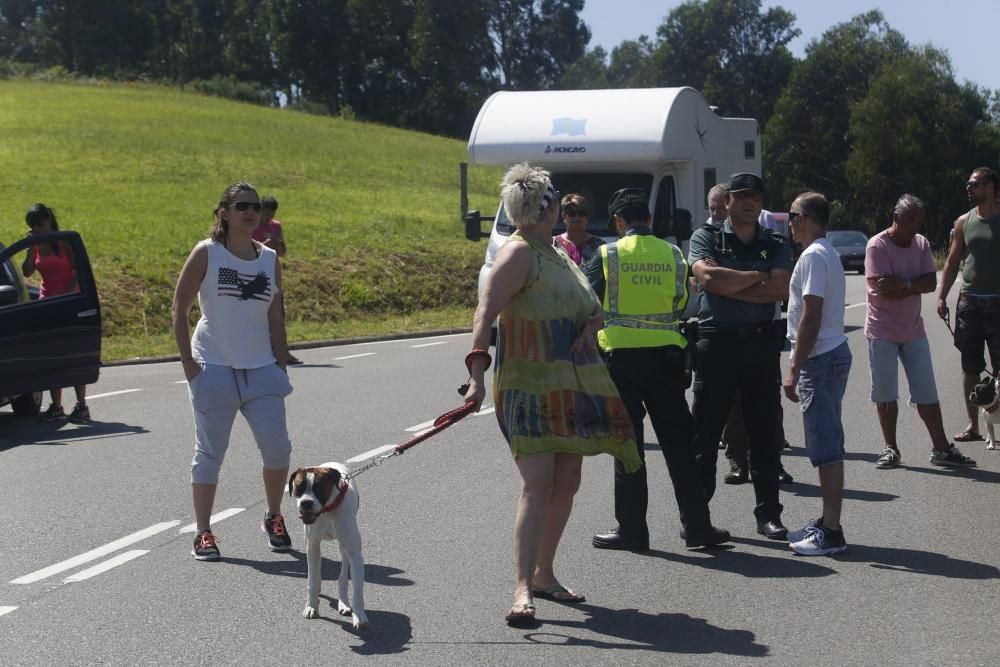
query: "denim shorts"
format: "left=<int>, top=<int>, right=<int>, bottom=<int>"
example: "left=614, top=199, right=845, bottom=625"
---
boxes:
left=798, top=342, right=852, bottom=467
left=867, top=337, right=939, bottom=405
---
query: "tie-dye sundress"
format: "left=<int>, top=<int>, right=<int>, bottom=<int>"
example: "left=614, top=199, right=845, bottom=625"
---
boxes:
left=493, top=234, right=640, bottom=473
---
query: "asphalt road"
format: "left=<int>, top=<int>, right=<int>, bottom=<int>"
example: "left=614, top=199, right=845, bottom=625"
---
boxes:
left=1, top=275, right=999, bottom=666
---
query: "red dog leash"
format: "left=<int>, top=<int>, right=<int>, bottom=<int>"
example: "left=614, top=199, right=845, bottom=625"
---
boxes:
left=345, top=401, right=478, bottom=480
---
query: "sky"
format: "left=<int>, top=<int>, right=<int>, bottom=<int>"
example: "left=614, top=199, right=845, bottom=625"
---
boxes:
left=579, top=0, right=999, bottom=92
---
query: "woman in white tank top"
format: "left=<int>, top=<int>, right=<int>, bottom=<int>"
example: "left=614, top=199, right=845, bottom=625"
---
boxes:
left=171, top=181, right=295, bottom=561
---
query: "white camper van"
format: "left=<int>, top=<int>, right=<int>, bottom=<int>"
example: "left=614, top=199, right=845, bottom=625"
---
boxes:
left=465, top=87, right=761, bottom=314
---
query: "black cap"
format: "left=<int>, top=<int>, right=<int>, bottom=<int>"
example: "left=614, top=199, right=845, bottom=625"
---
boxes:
left=729, top=173, right=764, bottom=194
left=608, top=188, right=647, bottom=217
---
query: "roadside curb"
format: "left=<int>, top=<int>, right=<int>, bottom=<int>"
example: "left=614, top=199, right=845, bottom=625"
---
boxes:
left=100, top=327, right=473, bottom=367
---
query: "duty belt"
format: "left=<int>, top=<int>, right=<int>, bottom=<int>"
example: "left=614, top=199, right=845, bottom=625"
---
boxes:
left=697, top=323, right=772, bottom=339
left=959, top=293, right=1000, bottom=306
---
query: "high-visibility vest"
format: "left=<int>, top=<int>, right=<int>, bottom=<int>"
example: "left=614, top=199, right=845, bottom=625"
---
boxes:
left=597, top=234, right=688, bottom=351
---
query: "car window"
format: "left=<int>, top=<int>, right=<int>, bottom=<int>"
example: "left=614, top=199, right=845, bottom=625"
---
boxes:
left=828, top=231, right=869, bottom=247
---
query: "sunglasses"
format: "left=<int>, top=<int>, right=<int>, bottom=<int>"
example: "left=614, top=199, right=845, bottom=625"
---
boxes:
left=966, top=180, right=986, bottom=190
left=564, top=207, right=588, bottom=218
left=230, top=201, right=262, bottom=212
left=788, top=211, right=807, bottom=222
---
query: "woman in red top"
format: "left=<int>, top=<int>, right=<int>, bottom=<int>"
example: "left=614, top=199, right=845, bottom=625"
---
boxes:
left=20, top=204, right=90, bottom=424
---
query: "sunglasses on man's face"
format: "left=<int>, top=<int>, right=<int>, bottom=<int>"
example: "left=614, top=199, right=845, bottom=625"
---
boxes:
left=564, top=208, right=587, bottom=218
left=788, top=211, right=807, bottom=222
left=231, top=201, right=262, bottom=212
left=966, top=180, right=986, bottom=190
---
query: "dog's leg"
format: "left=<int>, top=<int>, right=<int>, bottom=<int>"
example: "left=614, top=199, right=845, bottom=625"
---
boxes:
left=340, top=541, right=368, bottom=630
left=985, top=412, right=997, bottom=450
left=302, top=532, right=322, bottom=619
left=336, top=545, right=352, bottom=618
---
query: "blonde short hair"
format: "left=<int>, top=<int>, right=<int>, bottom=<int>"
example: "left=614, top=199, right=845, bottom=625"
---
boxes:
left=500, top=163, right=555, bottom=228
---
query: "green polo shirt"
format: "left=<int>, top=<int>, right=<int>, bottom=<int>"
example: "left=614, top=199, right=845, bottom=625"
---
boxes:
left=687, top=219, right=793, bottom=326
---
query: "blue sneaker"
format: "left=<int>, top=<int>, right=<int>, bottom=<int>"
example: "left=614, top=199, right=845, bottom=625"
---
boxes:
left=787, top=518, right=821, bottom=543
left=790, top=525, right=847, bottom=556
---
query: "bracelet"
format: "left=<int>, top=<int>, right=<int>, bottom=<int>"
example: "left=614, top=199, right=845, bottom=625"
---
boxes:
left=465, top=348, right=492, bottom=374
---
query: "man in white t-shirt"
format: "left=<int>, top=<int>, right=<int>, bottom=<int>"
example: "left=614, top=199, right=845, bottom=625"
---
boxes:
left=782, top=192, right=851, bottom=556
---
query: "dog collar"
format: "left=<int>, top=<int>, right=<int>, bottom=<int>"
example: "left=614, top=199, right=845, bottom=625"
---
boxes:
left=986, top=401, right=1000, bottom=415
left=318, top=481, right=349, bottom=515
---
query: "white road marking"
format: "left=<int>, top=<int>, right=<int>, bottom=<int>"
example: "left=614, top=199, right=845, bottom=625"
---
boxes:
left=353, top=332, right=470, bottom=347
left=845, top=303, right=865, bottom=310
left=405, top=419, right=436, bottom=432
left=411, top=341, right=448, bottom=348
left=179, top=508, right=246, bottom=534
left=174, top=380, right=187, bottom=384
left=333, top=352, right=377, bottom=360
left=0, top=606, right=17, bottom=617
left=347, top=444, right=398, bottom=463
left=477, top=407, right=496, bottom=416
left=10, top=520, right=180, bottom=585
left=87, top=388, right=143, bottom=400
left=63, top=550, right=148, bottom=583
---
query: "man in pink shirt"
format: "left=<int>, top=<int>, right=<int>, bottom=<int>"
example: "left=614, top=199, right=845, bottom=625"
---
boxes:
left=865, top=194, right=975, bottom=469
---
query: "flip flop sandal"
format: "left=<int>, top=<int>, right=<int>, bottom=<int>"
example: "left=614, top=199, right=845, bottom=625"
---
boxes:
left=953, top=428, right=984, bottom=442
left=505, top=603, right=536, bottom=627
left=532, top=585, right=586, bottom=603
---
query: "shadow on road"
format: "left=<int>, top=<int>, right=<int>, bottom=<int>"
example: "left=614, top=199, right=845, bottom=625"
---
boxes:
left=0, top=418, right=149, bottom=452
left=313, top=596, right=414, bottom=655
left=223, top=551, right=415, bottom=587
left=842, top=543, right=1000, bottom=579
left=784, top=446, right=879, bottom=464
left=526, top=605, right=768, bottom=657
left=903, top=464, right=1000, bottom=484
left=784, top=481, right=898, bottom=502
left=645, top=542, right=838, bottom=578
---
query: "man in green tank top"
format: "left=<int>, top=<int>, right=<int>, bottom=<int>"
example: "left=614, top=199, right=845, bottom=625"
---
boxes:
left=937, top=167, right=1000, bottom=441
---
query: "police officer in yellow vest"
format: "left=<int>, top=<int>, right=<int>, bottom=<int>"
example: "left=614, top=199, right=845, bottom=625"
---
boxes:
left=588, top=188, right=731, bottom=551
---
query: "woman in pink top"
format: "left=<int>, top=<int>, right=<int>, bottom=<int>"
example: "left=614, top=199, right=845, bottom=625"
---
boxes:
left=552, top=193, right=605, bottom=266
left=20, top=204, right=90, bottom=424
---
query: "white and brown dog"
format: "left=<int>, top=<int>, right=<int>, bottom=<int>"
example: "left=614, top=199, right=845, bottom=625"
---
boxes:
left=968, top=375, right=1000, bottom=450
left=287, top=462, right=368, bottom=629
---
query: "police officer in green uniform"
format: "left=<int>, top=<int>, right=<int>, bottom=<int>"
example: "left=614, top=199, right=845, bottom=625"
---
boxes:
left=589, top=188, right=731, bottom=551
left=689, top=173, right=791, bottom=540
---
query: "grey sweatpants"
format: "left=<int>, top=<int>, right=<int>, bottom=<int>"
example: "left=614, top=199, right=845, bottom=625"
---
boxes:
left=187, top=362, right=293, bottom=484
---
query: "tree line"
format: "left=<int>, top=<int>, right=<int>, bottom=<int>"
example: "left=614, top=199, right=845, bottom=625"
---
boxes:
left=2, top=0, right=997, bottom=243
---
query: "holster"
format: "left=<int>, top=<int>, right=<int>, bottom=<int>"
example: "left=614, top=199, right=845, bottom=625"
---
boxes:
left=681, top=319, right=698, bottom=388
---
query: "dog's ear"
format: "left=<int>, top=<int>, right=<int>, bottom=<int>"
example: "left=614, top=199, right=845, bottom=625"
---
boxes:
left=330, top=468, right=342, bottom=487
left=287, top=469, right=302, bottom=498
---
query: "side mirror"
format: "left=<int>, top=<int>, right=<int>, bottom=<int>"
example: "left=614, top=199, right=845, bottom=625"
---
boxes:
left=465, top=209, right=482, bottom=242
left=0, top=285, right=20, bottom=306
left=673, top=208, right=693, bottom=242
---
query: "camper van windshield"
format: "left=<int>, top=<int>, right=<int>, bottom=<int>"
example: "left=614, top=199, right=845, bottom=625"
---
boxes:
left=550, top=173, right=654, bottom=238
left=492, top=173, right=654, bottom=240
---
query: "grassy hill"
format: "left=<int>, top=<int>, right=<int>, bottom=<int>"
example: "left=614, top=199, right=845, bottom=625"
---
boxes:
left=0, top=80, right=502, bottom=360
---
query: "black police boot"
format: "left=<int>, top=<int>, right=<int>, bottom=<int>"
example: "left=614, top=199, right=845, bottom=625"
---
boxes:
left=724, top=459, right=749, bottom=484
left=592, top=527, right=649, bottom=552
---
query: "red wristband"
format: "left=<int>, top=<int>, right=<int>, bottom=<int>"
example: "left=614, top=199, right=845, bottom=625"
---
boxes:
left=465, top=348, right=492, bottom=374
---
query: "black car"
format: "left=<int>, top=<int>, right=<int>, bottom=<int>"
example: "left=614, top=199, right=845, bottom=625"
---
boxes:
left=0, top=231, right=101, bottom=416
left=827, top=230, right=869, bottom=274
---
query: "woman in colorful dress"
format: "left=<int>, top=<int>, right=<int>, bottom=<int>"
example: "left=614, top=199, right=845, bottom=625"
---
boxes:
left=464, top=164, right=639, bottom=627
left=552, top=193, right=605, bottom=266
left=21, top=204, right=90, bottom=423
